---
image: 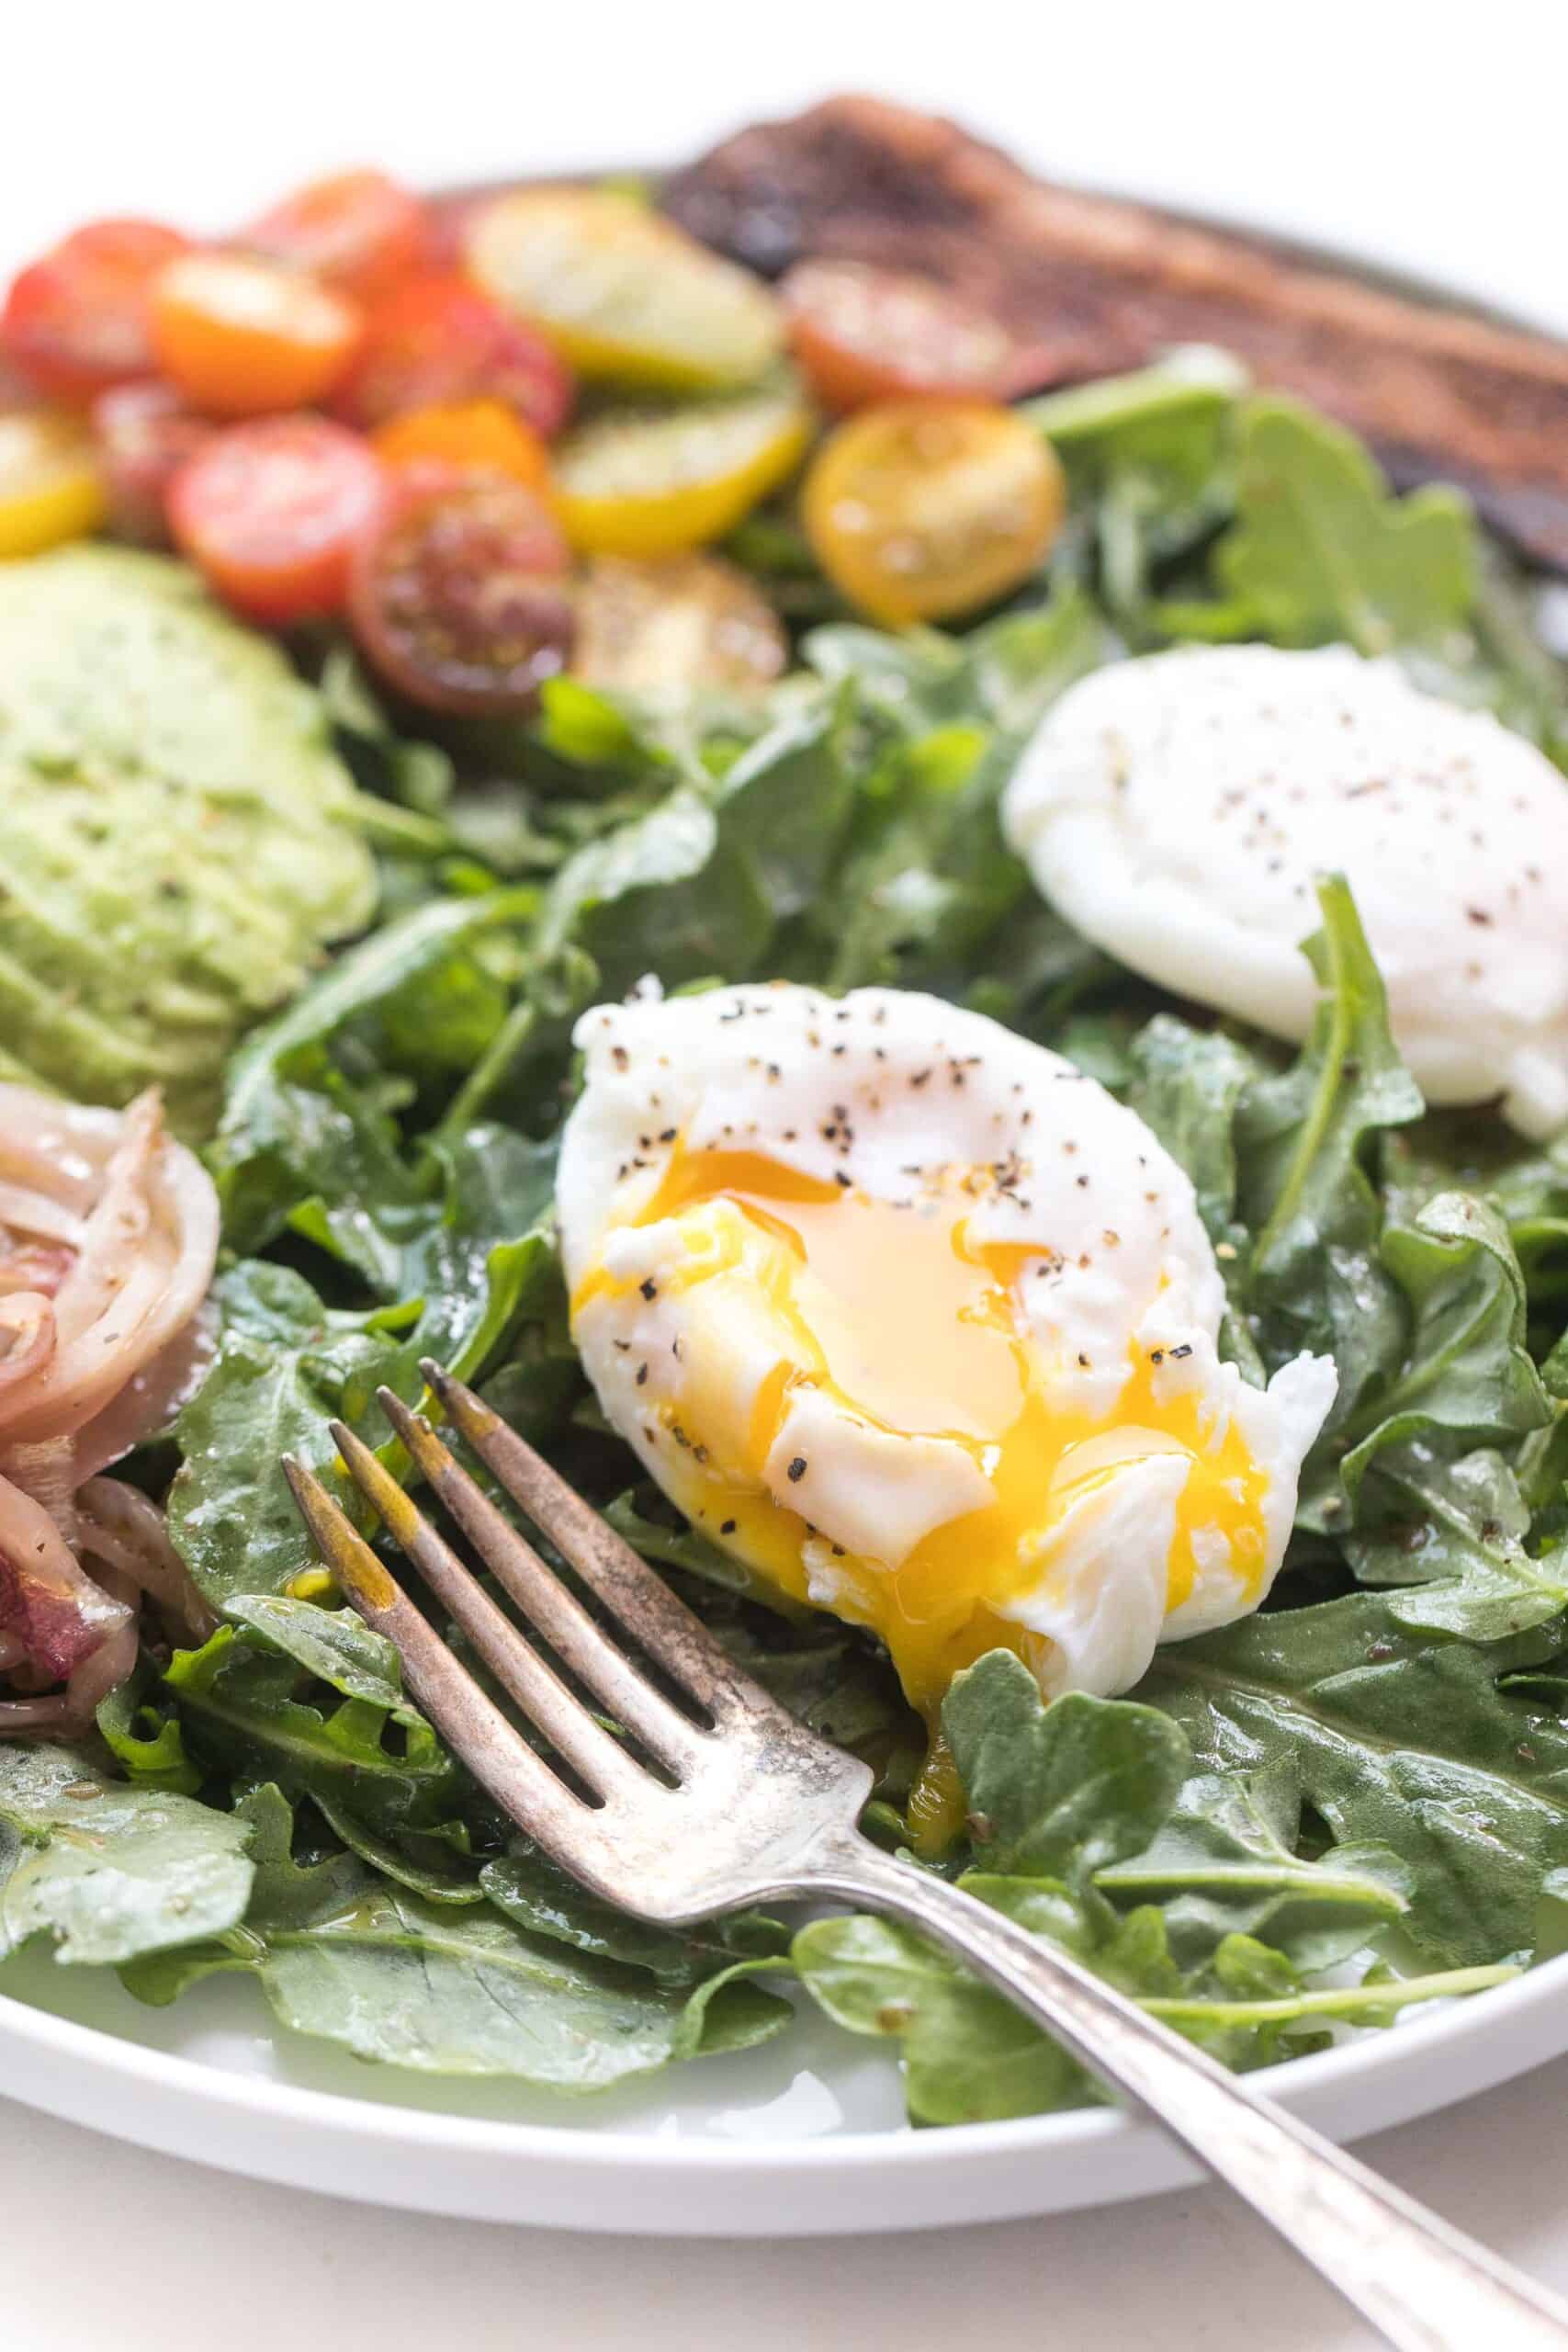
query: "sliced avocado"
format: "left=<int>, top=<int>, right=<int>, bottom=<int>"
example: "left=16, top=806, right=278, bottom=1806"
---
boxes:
left=0, top=546, right=377, bottom=1136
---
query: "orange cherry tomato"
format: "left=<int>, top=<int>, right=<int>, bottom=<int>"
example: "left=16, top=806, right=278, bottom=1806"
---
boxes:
left=335, top=274, right=573, bottom=440
left=802, top=399, right=1066, bottom=627
left=167, top=414, right=385, bottom=622
left=371, top=398, right=549, bottom=491
left=0, top=410, right=106, bottom=556
left=348, top=467, right=572, bottom=716
left=2, top=219, right=191, bottom=401
left=150, top=251, right=362, bottom=417
left=781, top=260, right=1039, bottom=413
left=91, top=380, right=215, bottom=544
left=243, top=169, right=433, bottom=304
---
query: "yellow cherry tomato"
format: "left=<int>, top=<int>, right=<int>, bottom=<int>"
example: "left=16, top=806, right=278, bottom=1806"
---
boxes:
left=802, top=399, right=1066, bottom=627
left=0, top=410, right=106, bottom=558
left=465, top=188, right=783, bottom=392
left=552, top=389, right=812, bottom=559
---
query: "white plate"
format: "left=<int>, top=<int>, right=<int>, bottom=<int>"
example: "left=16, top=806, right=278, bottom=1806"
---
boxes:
left=4, top=1932, right=1567, bottom=2233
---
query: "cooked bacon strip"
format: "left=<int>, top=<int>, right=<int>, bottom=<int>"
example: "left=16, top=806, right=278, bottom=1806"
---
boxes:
left=663, top=96, right=1568, bottom=567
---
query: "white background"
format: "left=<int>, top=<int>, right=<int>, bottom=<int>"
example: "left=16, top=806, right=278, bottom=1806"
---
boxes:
left=6, top=4, right=1568, bottom=2343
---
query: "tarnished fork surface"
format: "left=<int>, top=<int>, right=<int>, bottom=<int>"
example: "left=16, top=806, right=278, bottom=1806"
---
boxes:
left=285, top=1363, right=1568, bottom=2352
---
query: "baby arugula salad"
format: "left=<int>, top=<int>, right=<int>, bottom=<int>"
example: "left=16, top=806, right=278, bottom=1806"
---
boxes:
left=3, top=122, right=1568, bottom=2129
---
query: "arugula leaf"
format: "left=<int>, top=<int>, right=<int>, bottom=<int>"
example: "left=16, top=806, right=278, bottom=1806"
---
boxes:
left=1129, top=1014, right=1266, bottom=1256
left=792, top=1887, right=1499, bottom=2125
left=169, top=1131, right=558, bottom=1609
left=1345, top=1444, right=1568, bottom=1641
left=1213, top=397, right=1477, bottom=655
left=0, top=1743, right=252, bottom=1965
left=125, top=1786, right=790, bottom=2087
left=166, top=1261, right=401, bottom=1608
left=162, top=1627, right=458, bottom=1833
left=1137, top=1589, right=1568, bottom=1964
left=1094, top=1763, right=1410, bottom=1969
left=536, top=695, right=852, bottom=997
left=1237, top=876, right=1423, bottom=1427
left=941, top=1653, right=1188, bottom=1881
left=1341, top=1194, right=1551, bottom=1487
left=222, top=1593, right=425, bottom=1723
left=480, top=1838, right=786, bottom=1987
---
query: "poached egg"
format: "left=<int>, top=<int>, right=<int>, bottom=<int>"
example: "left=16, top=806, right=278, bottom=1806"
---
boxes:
left=1002, top=644, right=1568, bottom=1138
left=557, top=983, right=1335, bottom=1723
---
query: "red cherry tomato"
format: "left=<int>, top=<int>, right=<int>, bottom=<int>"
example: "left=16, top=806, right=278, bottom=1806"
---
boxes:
left=2, top=219, right=191, bottom=401
left=348, top=467, right=572, bottom=715
left=168, top=414, right=386, bottom=624
left=781, top=259, right=1040, bottom=413
left=91, top=381, right=216, bottom=544
left=243, top=169, right=433, bottom=304
left=335, top=274, right=572, bottom=440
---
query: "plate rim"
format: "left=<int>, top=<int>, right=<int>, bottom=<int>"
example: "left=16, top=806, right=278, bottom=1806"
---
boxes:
left=5, top=1945, right=1568, bottom=2232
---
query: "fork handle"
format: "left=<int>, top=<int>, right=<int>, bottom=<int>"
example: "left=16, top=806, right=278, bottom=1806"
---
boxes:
left=806, top=1833, right=1568, bottom=2352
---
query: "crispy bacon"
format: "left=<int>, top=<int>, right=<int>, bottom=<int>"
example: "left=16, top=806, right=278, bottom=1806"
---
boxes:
left=663, top=96, right=1568, bottom=568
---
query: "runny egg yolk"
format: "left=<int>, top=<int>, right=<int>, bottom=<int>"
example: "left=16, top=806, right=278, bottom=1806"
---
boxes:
left=571, top=1145, right=1270, bottom=1722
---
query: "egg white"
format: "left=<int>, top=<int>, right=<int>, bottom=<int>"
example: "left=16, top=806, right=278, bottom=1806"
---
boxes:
left=1003, top=645, right=1568, bottom=1137
left=557, top=982, right=1335, bottom=1705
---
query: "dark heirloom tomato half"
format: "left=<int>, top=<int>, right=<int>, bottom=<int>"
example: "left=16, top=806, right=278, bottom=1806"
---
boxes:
left=348, top=465, right=573, bottom=715
left=243, top=169, right=433, bottom=303
left=1, top=219, right=191, bottom=401
left=167, top=414, right=386, bottom=623
left=335, top=274, right=574, bottom=440
left=91, top=381, right=216, bottom=545
left=781, top=259, right=1037, bottom=412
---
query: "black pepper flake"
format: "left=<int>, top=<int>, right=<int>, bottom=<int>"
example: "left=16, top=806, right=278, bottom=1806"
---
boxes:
left=834, top=1170, right=852, bottom=1188
left=1169, top=1343, right=1193, bottom=1360
left=1150, top=1349, right=1165, bottom=1365
left=637, top=1363, right=649, bottom=1385
left=787, top=1456, right=807, bottom=1483
left=910, top=1069, right=931, bottom=1088
left=1076, top=1173, right=1089, bottom=1189
left=720, top=1519, right=738, bottom=1535
left=639, top=1278, right=658, bottom=1301
left=1077, top=1352, right=1090, bottom=1368
left=659, top=1127, right=676, bottom=1142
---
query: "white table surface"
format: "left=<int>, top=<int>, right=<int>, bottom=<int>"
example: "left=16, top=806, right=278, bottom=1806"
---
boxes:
left=6, top=4, right=1568, bottom=2344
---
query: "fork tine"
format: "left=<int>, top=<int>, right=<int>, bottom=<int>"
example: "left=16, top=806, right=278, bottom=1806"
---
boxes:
left=327, top=1419, right=655, bottom=1803
left=280, top=1454, right=595, bottom=1859
left=419, top=1358, right=771, bottom=1723
left=373, top=1386, right=714, bottom=1767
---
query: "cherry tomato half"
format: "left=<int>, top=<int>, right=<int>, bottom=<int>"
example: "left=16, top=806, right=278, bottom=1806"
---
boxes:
left=150, top=251, right=362, bottom=416
left=371, top=398, right=549, bottom=491
left=802, top=399, right=1066, bottom=627
left=167, top=414, right=385, bottom=622
left=348, top=467, right=572, bottom=715
left=243, top=169, right=432, bottom=304
left=781, top=260, right=1036, bottom=413
left=335, top=274, right=572, bottom=440
left=91, top=380, right=215, bottom=544
left=0, top=410, right=106, bottom=556
left=552, top=388, right=812, bottom=559
left=574, top=554, right=786, bottom=694
left=2, top=219, right=191, bottom=401
left=466, top=187, right=782, bottom=394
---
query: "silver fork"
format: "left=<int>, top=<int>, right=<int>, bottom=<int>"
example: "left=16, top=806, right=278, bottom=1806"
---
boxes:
left=284, top=1362, right=1568, bottom=2352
